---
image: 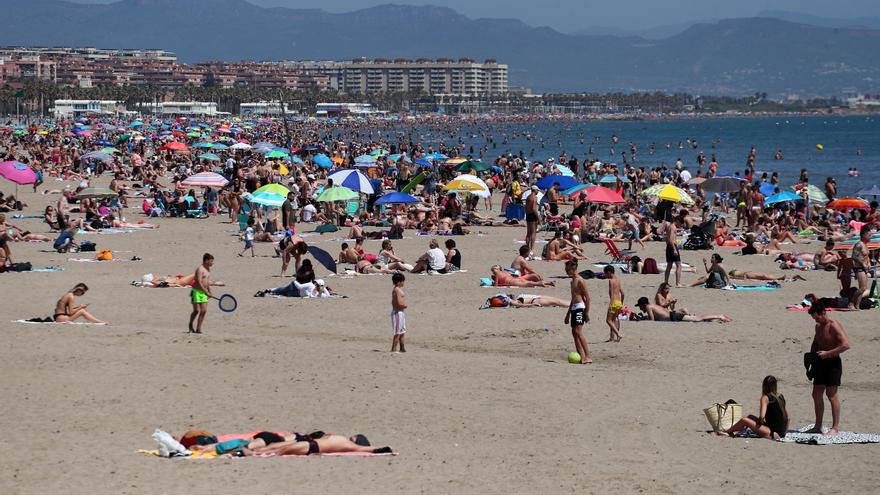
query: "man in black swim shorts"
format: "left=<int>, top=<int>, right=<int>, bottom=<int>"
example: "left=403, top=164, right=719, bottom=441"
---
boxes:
left=525, top=185, right=541, bottom=256
left=807, top=303, right=851, bottom=436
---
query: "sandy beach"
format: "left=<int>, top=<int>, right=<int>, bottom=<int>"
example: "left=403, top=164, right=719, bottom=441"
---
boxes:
left=0, top=180, right=877, bottom=494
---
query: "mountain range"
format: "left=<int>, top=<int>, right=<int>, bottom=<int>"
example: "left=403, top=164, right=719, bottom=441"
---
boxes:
left=1, top=0, right=879, bottom=96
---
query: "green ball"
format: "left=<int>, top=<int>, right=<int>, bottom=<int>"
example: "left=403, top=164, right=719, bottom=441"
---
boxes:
left=568, top=352, right=581, bottom=364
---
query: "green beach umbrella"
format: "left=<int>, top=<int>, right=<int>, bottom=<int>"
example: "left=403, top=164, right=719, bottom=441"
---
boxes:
left=316, top=186, right=358, bottom=202
left=254, top=183, right=290, bottom=196
left=197, top=153, right=221, bottom=161
left=455, top=160, right=490, bottom=172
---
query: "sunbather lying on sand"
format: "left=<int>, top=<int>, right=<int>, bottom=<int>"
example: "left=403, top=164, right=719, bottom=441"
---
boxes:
left=181, top=430, right=392, bottom=456
left=482, top=293, right=568, bottom=308
left=490, top=265, right=555, bottom=287
left=135, top=273, right=226, bottom=288
left=635, top=297, right=730, bottom=322
left=728, top=269, right=805, bottom=282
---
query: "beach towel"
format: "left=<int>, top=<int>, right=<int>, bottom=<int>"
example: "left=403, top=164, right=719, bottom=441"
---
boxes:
left=13, top=319, right=106, bottom=325
left=68, top=258, right=129, bottom=263
left=78, top=228, right=137, bottom=235
left=0, top=266, right=63, bottom=273
left=779, top=425, right=880, bottom=445
left=700, top=284, right=780, bottom=291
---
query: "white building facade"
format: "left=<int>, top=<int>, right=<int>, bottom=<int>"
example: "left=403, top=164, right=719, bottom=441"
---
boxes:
left=51, top=99, right=126, bottom=118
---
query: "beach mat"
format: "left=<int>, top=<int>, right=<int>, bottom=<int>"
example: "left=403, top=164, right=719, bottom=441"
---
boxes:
left=700, top=284, right=780, bottom=291
left=1, top=267, right=63, bottom=273
left=13, top=319, right=105, bottom=325
left=138, top=449, right=394, bottom=458
left=780, top=425, right=880, bottom=445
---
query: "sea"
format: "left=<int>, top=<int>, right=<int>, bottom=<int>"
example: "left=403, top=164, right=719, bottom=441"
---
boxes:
left=399, top=115, right=879, bottom=196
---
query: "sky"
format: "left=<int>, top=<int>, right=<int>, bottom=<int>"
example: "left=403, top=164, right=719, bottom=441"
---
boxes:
left=70, top=0, right=880, bottom=34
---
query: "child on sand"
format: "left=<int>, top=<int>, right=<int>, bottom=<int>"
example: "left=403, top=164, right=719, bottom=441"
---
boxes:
left=391, top=272, right=407, bottom=353
left=604, top=265, right=624, bottom=342
left=239, top=218, right=255, bottom=257
left=189, top=253, right=214, bottom=334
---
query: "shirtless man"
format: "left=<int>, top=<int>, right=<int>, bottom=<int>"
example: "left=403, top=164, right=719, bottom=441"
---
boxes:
left=807, top=303, right=851, bottom=436
left=635, top=297, right=730, bottom=323
left=188, top=253, right=214, bottom=334
left=53, top=283, right=106, bottom=324
left=664, top=218, right=683, bottom=287
left=337, top=242, right=360, bottom=264
left=525, top=185, right=540, bottom=256
left=545, top=230, right=587, bottom=261
left=546, top=182, right=560, bottom=217
left=564, top=260, right=592, bottom=364
left=604, top=265, right=623, bottom=342
left=511, top=245, right=543, bottom=281
left=280, top=234, right=308, bottom=276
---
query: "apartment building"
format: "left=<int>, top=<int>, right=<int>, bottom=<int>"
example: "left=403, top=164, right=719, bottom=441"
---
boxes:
left=282, top=58, right=508, bottom=95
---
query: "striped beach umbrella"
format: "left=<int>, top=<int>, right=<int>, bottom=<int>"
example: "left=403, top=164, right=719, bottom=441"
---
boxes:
left=181, top=172, right=229, bottom=189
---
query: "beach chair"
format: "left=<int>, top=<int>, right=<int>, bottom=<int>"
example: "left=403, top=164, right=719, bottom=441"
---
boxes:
left=603, top=239, right=632, bottom=264
left=346, top=200, right=360, bottom=217
left=237, top=213, right=250, bottom=232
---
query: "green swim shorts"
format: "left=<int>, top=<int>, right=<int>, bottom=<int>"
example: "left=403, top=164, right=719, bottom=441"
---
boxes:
left=191, top=288, right=209, bottom=304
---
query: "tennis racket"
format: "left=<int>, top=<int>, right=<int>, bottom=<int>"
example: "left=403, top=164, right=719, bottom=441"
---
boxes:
left=212, top=294, right=238, bottom=313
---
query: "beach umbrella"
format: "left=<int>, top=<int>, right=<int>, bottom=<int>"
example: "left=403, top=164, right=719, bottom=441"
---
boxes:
left=520, top=189, right=544, bottom=204
left=100, top=147, right=120, bottom=154
left=94, top=140, right=114, bottom=147
left=229, top=142, right=251, bottom=150
left=375, top=191, right=419, bottom=205
left=454, top=160, right=490, bottom=173
left=827, top=197, right=870, bottom=210
left=77, top=187, right=117, bottom=200
left=211, top=143, right=228, bottom=151
left=0, top=161, right=36, bottom=185
left=856, top=185, right=880, bottom=199
left=197, top=153, right=221, bottom=162
left=245, top=191, right=286, bottom=207
left=82, top=151, right=114, bottom=163
left=444, top=174, right=490, bottom=198
left=252, top=141, right=274, bottom=151
left=387, top=153, right=405, bottom=163
left=129, top=121, right=143, bottom=128
left=254, top=183, right=290, bottom=196
left=792, top=184, right=828, bottom=205
left=759, top=182, right=777, bottom=197
left=370, top=148, right=390, bottom=157
left=424, top=153, right=448, bottom=160
left=313, top=154, right=333, bottom=169
left=584, top=187, right=625, bottom=204
left=181, top=172, right=228, bottom=188
left=316, top=186, right=358, bottom=202
left=265, top=150, right=289, bottom=159
left=701, top=176, right=744, bottom=193
left=161, top=142, right=188, bottom=151
left=192, top=142, right=215, bottom=148
left=552, top=164, right=575, bottom=177
left=562, top=184, right=591, bottom=196
left=354, top=154, right=377, bottom=164
left=764, top=191, right=804, bottom=205
left=598, top=174, right=630, bottom=184
left=444, top=157, right=468, bottom=166
left=306, top=245, right=337, bottom=274
left=327, top=169, right=375, bottom=194
left=415, top=158, right=433, bottom=167
left=647, top=184, right=694, bottom=205
left=536, top=175, right=578, bottom=191
left=301, top=145, right=322, bottom=152
left=834, top=233, right=880, bottom=251
left=686, top=177, right=706, bottom=186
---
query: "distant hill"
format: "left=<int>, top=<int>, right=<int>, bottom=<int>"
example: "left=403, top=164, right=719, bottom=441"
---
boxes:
left=1, top=0, right=879, bottom=96
left=758, top=10, right=880, bottom=30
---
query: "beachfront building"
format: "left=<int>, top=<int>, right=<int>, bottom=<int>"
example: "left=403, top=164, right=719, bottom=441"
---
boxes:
left=0, top=57, right=57, bottom=86
left=282, top=58, right=508, bottom=96
left=240, top=101, right=296, bottom=116
left=315, top=103, right=378, bottom=117
left=50, top=99, right=126, bottom=118
left=154, top=101, right=218, bottom=117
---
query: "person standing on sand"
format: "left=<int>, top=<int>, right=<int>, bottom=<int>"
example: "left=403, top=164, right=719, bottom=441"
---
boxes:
left=391, top=273, right=407, bottom=353
left=189, top=253, right=214, bottom=334
left=564, top=260, right=592, bottom=364
left=807, top=303, right=851, bottom=436
left=664, top=218, right=683, bottom=287
left=525, top=185, right=540, bottom=256
left=604, top=265, right=623, bottom=342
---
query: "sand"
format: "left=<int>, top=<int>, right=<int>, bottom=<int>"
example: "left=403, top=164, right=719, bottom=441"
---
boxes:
left=1, top=181, right=879, bottom=494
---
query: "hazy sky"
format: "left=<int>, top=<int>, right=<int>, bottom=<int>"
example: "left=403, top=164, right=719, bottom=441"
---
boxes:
left=73, top=0, right=880, bottom=33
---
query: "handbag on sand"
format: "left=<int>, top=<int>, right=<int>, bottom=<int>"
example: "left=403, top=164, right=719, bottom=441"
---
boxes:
left=703, top=401, right=743, bottom=433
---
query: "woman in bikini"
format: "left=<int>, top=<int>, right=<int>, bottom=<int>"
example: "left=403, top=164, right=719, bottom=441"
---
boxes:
left=53, top=283, right=106, bottom=324
left=490, top=265, right=555, bottom=287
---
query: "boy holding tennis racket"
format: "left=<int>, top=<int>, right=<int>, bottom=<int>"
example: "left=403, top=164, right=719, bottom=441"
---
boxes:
left=189, top=253, right=214, bottom=334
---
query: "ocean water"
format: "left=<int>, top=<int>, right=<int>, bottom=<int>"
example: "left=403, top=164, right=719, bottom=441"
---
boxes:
left=411, top=115, right=880, bottom=196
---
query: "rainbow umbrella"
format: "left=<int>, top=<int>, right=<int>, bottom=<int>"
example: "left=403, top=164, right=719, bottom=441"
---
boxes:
left=834, top=234, right=880, bottom=251
left=792, top=184, right=828, bottom=205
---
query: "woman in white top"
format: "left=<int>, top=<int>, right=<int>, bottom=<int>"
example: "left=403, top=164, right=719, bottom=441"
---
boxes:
left=410, top=239, right=449, bottom=273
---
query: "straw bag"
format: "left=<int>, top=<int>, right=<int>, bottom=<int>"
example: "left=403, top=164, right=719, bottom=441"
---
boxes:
left=703, top=401, right=742, bottom=432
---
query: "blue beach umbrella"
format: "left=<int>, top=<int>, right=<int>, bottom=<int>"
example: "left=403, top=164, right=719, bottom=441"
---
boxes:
left=327, top=169, right=375, bottom=194
left=759, top=182, right=777, bottom=197
left=764, top=191, right=804, bottom=205
left=313, top=154, right=333, bottom=168
left=598, top=174, right=630, bottom=184
left=536, top=175, right=578, bottom=191
left=375, top=191, right=419, bottom=205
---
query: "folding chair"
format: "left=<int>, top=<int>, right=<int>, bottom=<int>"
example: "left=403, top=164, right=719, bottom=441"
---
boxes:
left=603, top=238, right=632, bottom=264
